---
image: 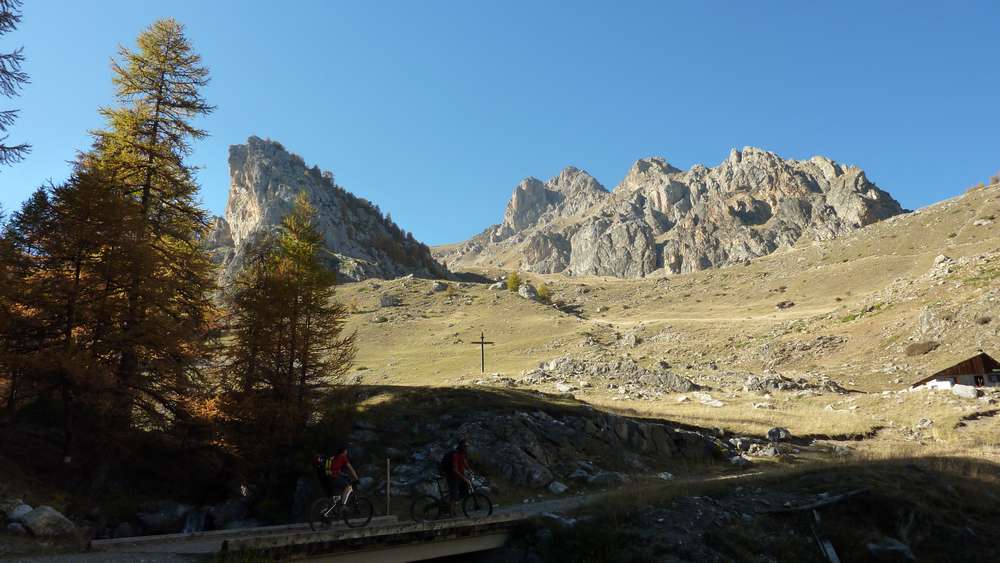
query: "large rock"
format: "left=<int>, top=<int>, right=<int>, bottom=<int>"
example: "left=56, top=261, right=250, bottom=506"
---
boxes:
left=952, top=384, right=978, bottom=399
left=207, top=136, right=449, bottom=284
left=20, top=506, right=75, bottom=537
left=518, top=283, right=539, bottom=301
left=766, top=427, right=792, bottom=442
left=437, top=148, right=903, bottom=277
left=136, top=501, right=193, bottom=534
left=6, top=504, right=32, bottom=523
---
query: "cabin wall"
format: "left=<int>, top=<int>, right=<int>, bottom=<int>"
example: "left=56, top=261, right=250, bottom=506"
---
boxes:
left=923, top=374, right=1000, bottom=389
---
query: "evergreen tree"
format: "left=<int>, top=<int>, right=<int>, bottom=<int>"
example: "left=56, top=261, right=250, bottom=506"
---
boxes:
left=1, top=164, right=134, bottom=453
left=91, top=18, right=217, bottom=430
left=222, top=194, right=355, bottom=462
left=0, top=0, right=29, bottom=166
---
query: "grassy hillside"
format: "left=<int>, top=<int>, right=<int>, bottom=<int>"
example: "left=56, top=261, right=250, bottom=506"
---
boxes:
left=335, top=181, right=1000, bottom=450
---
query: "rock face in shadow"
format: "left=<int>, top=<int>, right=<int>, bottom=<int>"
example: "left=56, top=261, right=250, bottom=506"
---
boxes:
left=437, top=148, right=904, bottom=277
left=207, top=136, right=448, bottom=284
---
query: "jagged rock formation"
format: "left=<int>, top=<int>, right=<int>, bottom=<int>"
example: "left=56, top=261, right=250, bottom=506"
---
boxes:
left=207, top=136, right=448, bottom=283
left=436, top=147, right=905, bottom=277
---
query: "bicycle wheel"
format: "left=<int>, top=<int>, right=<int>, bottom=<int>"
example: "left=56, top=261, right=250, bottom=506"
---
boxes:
left=342, top=496, right=374, bottom=528
left=309, top=498, right=335, bottom=531
left=462, top=492, right=493, bottom=519
left=409, top=494, right=438, bottom=522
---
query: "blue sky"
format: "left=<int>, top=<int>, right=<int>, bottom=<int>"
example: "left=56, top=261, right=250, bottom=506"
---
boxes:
left=3, top=1, right=999, bottom=245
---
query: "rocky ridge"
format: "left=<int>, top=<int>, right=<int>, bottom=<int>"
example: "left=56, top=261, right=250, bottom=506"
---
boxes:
left=207, top=136, right=448, bottom=283
left=436, top=147, right=904, bottom=277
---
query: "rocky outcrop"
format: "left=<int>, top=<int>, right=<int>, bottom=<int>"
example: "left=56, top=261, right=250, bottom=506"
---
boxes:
left=207, top=136, right=448, bottom=284
left=436, top=148, right=904, bottom=277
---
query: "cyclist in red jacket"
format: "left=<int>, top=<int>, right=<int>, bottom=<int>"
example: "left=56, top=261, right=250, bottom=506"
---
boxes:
left=316, top=445, right=359, bottom=506
left=446, top=438, right=473, bottom=516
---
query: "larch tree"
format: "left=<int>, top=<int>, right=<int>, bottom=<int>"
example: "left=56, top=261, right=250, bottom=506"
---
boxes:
left=0, top=0, right=29, bottom=167
left=222, top=193, right=355, bottom=463
left=92, top=18, right=218, bottom=431
left=0, top=165, right=133, bottom=454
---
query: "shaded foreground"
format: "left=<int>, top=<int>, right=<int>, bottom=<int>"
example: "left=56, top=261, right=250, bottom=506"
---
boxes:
left=503, top=457, right=1000, bottom=562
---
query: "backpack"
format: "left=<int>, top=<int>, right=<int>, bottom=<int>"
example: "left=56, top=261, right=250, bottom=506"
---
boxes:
left=439, top=450, right=454, bottom=476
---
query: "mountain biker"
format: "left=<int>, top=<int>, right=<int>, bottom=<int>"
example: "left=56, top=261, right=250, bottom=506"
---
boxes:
left=444, top=438, right=473, bottom=515
left=315, top=445, right=360, bottom=506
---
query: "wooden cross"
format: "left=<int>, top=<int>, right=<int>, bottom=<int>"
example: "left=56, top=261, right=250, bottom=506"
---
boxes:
left=471, top=331, right=495, bottom=373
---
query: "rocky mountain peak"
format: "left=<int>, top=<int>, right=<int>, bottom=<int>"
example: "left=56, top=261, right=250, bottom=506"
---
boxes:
left=437, top=147, right=905, bottom=277
left=207, top=136, right=447, bottom=283
left=494, top=167, right=610, bottom=242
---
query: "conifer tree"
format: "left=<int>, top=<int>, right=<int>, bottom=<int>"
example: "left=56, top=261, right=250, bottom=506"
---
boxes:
left=222, top=194, right=355, bottom=461
left=0, top=164, right=134, bottom=452
left=92, top=18, right=217, bottom=430
left=0, top=0, right=29, bottom=166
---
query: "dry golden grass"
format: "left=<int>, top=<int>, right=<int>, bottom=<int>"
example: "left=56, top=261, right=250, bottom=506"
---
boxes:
left=330, top=183, right=1000, bottom=463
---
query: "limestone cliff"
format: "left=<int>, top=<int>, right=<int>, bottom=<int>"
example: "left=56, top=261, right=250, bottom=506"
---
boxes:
left=207, top=136, right=448, bottom=283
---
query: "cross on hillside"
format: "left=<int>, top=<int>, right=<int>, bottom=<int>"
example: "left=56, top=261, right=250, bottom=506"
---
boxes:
left=471, top=331, right=495, bottom=373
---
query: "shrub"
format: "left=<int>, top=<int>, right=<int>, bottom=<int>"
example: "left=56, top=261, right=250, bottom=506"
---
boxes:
left=537, top=282, right=552, bottom=304
left=905, top=341, right=940, bottom=357
left=506, top=271, right=522, bottom=292
left=975, top=315, right=992, bottom=325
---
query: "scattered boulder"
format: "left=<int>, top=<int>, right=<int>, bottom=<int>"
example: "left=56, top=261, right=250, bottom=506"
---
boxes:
left=6, top=503, right=33, bottom=523
left=657, top=472, right=674, bottom=481
left=136, top=500, right=193, bottom=534
left=20, top=506, right=75, bottom=537
left=952, top=384, right=978, bottom=399
left=431, top=281, right=448, bottom=292
left=730, top=455, right=752, bottom=468
left=371, top=315, right=388, bottom=323
left=766, top=427, right=792, bottom=442
left=554, top=382, right=576, bottom=393
left=747, top=443, right=781, bottom=457
left=775, top=300, right=795, bottom=310
left=0, top=498, right=25, bottom=518
left=744, top=374, right=846, bottom=394
left=5, top=522, right=27, bottom=536
left=518, top=283, right=539, bottom=301
left=379, top=294, right=402, bottom=307
left=547, top=481, right=569, bottom=495
left=489, top=281, right=505, bottom=290
left=904, top=341, right=939, bottom=357
left=867, top=536, right=916, bottom=561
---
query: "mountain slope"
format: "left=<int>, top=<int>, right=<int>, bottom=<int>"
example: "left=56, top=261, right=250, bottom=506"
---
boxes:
left=207, top=136, right=448, bottom=283
left=436, top=148, right=904, bottom=277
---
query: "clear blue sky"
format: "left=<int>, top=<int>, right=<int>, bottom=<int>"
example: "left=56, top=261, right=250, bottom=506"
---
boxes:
left=3, top=1, right=999, bottom=245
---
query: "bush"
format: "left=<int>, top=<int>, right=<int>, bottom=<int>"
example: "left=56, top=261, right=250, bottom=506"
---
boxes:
left=506, top=271, right=522, bottom=292
left=537, top=283, right=552, bottom=304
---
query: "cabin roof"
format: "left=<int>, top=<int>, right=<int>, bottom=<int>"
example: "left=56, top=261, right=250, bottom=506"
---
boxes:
left=910, top=351, right=1000, bottom=387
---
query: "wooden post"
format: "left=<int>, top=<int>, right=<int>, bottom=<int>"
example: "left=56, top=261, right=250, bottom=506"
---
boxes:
left=386, top=458, right=391, bottom=516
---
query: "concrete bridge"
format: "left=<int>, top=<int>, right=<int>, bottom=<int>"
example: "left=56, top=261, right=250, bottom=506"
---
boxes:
left=85, top=500, right=585, bottom=562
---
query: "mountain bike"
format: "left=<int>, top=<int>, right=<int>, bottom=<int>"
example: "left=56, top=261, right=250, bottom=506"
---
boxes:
left=409, top=474, right=493, bottom=522
left=308, top=483, right=374, bottom=530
